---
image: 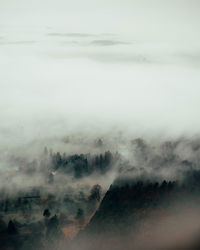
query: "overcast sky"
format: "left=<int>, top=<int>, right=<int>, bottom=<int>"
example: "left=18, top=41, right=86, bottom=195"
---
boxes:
left=0, top=0, right=200, bottom=150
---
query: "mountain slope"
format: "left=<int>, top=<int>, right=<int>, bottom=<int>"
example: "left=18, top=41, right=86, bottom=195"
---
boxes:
left=73, top=174, right=200, bottom=250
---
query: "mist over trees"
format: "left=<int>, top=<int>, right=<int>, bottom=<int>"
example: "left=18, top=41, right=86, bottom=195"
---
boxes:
left=1, top=136, right=200, bottom=249
left=51, top=150, right=113, bottom=177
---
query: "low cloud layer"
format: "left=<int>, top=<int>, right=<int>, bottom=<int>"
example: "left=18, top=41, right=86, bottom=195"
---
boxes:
left=48, top=32, right=97, bottom=38
left=0, top=40, right=37, bottom=45
left=90, top=39, right=128, bottom=46
left=2, top=135, right=200, bottom=193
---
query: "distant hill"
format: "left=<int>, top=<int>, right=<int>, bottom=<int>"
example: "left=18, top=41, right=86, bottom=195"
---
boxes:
left=73, top=172, right=200, bottom=250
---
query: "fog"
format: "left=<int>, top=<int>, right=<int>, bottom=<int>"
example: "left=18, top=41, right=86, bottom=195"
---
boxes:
left=1, top=2, right=200, bottom=248
left=0, top=0, right=200, bottom=153
left=70, top=206, right=200, bottom=250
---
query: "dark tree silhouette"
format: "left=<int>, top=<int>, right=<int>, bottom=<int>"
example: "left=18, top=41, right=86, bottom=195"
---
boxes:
left=43, top=208, right=51, bottom=218
left=7, top=220, right=18, bottom=235
left=89, top=184, right=102, bottom=202
left=96, top=138, right=103, bottom=147
left=75, top=208, right=84, bottom=220
left=46, top=214, right=61, bottom=240
left=50, top=151, right=114, bottom=177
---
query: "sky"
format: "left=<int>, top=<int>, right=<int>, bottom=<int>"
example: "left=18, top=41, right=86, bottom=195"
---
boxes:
left=0, top=0, right=200, bottom=150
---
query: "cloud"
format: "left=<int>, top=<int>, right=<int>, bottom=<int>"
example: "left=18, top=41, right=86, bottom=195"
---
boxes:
left=48, top=50, right=151, bottom=64
left=86, top=52, right=150, bottom=63
left=0, top=41, right=36, bottom=45
left=59, top=37, right=129, bottom=49
left=48, top=32, right=97, bottom=38
left=90, top=39, right=129, bottom=46
left=176, top=52, right=200, bottom=66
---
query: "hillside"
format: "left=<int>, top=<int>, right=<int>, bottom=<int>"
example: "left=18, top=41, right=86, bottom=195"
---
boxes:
left=74, top=174, right=200, bottom=250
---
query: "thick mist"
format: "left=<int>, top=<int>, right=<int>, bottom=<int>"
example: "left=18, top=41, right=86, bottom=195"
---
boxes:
left=1, top=0, right=200, bottom=153
left=1, top=0, right=200, bottom=249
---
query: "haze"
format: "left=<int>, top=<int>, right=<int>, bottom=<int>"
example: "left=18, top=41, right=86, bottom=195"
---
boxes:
left=1, top=0, right=200, bottom=150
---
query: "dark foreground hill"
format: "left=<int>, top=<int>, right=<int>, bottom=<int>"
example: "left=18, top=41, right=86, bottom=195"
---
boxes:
left=72, top=173, right=200, bottom=250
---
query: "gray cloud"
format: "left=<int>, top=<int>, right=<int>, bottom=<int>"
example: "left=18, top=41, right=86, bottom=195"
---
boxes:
left=59, top=37, right=129, bottom=48
left=48, top=32, right=97, bottom=38
left=176, top=53, right=200, bottom=66
left=90, top=39, right=129, bottom=46
left=47, top=44, right=200, bottom=66
left=86, top=53, right=150, bottom=64
left=47, top=51, right=152, bottom=64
